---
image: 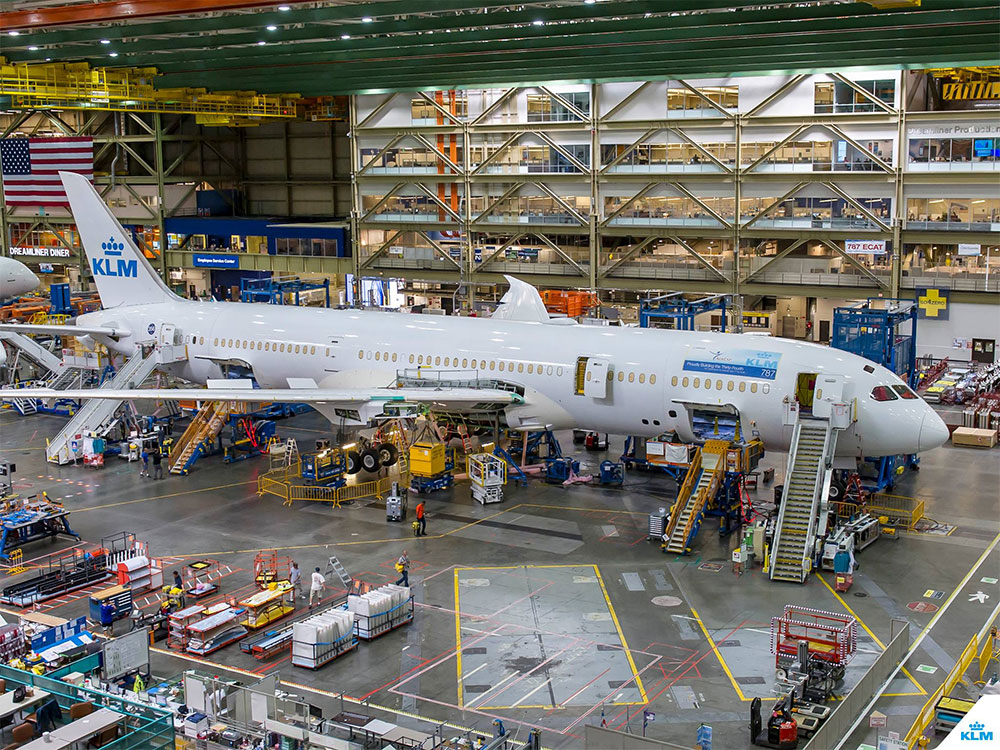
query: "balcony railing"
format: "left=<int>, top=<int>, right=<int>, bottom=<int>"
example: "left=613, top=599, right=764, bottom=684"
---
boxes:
left=906, top=161, right=1000, bottom=173
left=902, top=271, right=1000, bottom=293
left=747, top=216, right=885, bottom=230
left=606, top=215, right=725, bottom=228
left=906, top=219, right=1000, bottom=232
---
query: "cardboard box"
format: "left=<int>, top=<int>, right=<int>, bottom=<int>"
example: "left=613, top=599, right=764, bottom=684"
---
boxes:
left=951, top=427, right=997, bottom=448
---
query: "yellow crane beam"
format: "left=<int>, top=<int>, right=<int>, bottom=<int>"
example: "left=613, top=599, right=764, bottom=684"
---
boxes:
left=0, top=58, right=304, bottom=125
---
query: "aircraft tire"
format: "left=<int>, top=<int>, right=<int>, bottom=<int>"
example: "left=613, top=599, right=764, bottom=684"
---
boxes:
left=378, top=443, right=398, bottom=467
left=346, top=451, right=362, bottom=474
left=360, top=448, right=381, bottom=473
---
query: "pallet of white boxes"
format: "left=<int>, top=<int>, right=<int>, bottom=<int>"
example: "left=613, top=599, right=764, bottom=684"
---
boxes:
left=290, top=584, right=413, bottom=669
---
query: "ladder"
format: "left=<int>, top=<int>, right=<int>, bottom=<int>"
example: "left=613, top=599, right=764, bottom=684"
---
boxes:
left=168, top=400, right=234, bottom=474
left=46, top=349, right=160, bottom=464
left=662, top=440, right=727, bottom=554
left=325, top=555, right=353, bottom=592
left=769, top=419, right=837, bottom=583
left=281, top=438, right=300, bottom=469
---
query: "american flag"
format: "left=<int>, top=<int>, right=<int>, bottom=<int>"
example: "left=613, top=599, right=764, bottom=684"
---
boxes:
left=0, top=137, right=94, bottom=206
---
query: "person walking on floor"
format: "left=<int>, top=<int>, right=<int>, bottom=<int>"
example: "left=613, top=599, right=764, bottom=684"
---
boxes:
left=139, top=447, right=149, bottom=477
left=151, top=445, right=163, bottom=480
left=289, top=561, right=303, bottom=601
left=309, top=566, right=326, bottom=609
left=415, top=500, right=427, bottom=536
left=395, top=550, right=410, bottom=587
left=99, top=599, right=115, bottom=637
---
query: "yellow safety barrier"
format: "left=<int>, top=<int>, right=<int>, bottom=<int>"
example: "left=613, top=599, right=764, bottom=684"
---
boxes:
left=257, top=463, right=406, bottom=508
left=6, top=548, right=26, bottom=576
left=832, top=493, right=926, bottom=531
left=905, top=604, right=1000, bottom=748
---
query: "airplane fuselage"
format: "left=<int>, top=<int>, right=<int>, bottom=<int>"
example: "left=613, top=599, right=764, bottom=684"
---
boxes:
left=78, top=299, right=947, bottom=458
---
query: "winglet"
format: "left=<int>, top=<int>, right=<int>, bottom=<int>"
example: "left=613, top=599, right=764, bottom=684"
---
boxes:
left=491, top=276, right=550, bottom=323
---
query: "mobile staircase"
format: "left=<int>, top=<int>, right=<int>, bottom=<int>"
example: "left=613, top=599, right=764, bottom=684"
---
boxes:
left=169, top=401, right=236, bottom=474
left=661, top=440, right=728, bottom=554
left=0, top=330, right=62, bottom=374
left=769, top=419, right=839, bottom=583
left=45, top=349, right=164, bottom=464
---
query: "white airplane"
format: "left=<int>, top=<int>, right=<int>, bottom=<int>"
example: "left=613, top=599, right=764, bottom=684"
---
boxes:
left=0, top=257, right=39, bottom=301
left=2, top=171, right=949, bottom=460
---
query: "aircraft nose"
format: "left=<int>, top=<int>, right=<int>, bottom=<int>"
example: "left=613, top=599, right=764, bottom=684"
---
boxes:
left=17, top=266, right=39, bottom=293
left=918, top=409, right=950, bottom=452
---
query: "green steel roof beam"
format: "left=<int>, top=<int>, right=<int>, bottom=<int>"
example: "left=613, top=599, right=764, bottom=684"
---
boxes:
left=3, top=0, right=780, bottom=51
left=156, top=44, right=1000, bottom=95
left=38, top=4, right=994, bottom=72
left=133, top=23, right=997, bottom=78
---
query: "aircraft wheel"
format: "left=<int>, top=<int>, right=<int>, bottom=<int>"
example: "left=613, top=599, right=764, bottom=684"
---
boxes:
left=360, top=448, right=381, bottom=473
left=346, top=451, right=362, bottom=474
left=378, top=443, right=398, bottom=467
left=828, top=479, right=846, bottom=501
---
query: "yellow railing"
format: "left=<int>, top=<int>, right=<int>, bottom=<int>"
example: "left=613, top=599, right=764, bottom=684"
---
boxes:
left=258, top=463, right=407, bottom=508
left=905, top=604, right=999, bottom=747
left=867, top=493, right=926, bottom=530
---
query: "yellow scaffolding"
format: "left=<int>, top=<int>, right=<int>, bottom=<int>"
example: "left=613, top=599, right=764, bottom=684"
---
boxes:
left=0, top=58, right=301, bottom=126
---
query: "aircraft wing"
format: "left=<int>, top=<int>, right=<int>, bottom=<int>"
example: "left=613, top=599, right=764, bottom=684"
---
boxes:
left=11, top=386, right=523, bottom=407
left=0, top=323, right=128, bottom=338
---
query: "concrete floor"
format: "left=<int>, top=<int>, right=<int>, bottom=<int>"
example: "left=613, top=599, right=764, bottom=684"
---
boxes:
left=0, top=407, right=997, bottom=749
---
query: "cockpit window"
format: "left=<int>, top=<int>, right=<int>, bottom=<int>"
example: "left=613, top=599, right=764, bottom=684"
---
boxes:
left=871, top=385, right=898, bottom=402
left=892, top=384, right=918, bottom=400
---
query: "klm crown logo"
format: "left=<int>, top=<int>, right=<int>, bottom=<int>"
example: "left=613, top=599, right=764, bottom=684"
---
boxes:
left=92, top=236, right=137, bottom=278
left=961, top=721, right=993, bottom=741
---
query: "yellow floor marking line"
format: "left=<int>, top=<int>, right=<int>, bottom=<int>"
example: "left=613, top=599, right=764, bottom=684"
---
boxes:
left=74, top=480, right=256, bottom=512
left=690, top=606, right=750, bottom=702
left=816, top=573, right=926, bottom=697
left=454, top=563, right=647, bottom=709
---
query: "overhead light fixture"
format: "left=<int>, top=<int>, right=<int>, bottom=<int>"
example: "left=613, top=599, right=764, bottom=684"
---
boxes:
left=361, top=16, right=373, bottom=22
left=341, top=33, right=351, bottom=39
left=100, top=38, right=111, bottom=44
left=266, top=24, right=277, bottom=30
left=109, top=52, right=118, bottom=57
left=28, top=45, right=39, bottom=51
left=8, top=30, right=20, bottom=36
left=277, top=4, right=291, bottom=9
left=257, top=40, right=266, bottom=45
left=532, top=19, right=544, bottom=25
left=584, top=0, right=596, bottom=4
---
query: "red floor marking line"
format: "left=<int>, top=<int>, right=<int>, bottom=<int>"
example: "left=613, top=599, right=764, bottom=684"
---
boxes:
left=358, top=645, right=458, bottom=701
left=253, top=654, right=290, bottom=674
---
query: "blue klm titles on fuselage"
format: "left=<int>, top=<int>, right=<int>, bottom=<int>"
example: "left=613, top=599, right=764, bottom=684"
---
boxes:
left=682, top=349, right=782, bottom=380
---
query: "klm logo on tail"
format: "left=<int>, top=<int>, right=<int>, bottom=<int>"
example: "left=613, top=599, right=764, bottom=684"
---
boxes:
left=92, top=236, right=137, bottom=278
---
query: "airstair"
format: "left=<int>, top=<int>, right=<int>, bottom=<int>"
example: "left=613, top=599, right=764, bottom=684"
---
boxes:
left=0, top=330, right=62, bottom=373
left=662, top=440, right=728, bottom=554
left=168, top=401, right=235, bottom=474
left=769, top=419, right=838, bottom=583
left=46, top=349, right=162, bottom=464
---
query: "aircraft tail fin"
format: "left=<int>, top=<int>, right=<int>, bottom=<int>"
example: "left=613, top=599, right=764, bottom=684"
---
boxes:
left=60, top=171, right=178, bottom=309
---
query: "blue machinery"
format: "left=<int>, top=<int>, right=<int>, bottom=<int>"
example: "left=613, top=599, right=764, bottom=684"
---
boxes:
left=832, top=299, right=919, bottom=492
left=240, top=276, right=331, bottom=307
left=832, top=299, right=917, bottom=388
left=639, top=293, right=729, bottom=331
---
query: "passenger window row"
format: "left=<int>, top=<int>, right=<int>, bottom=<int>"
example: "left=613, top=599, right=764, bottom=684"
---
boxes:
left=356, top=351, right=570, bottom=378
left=670, top=374, right=770, bottom=394
left=212, top=337, right=325, bottom=356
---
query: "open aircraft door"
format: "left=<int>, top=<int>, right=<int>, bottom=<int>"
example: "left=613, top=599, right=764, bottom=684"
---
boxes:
left=671, top=400, right=749, bottom=443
